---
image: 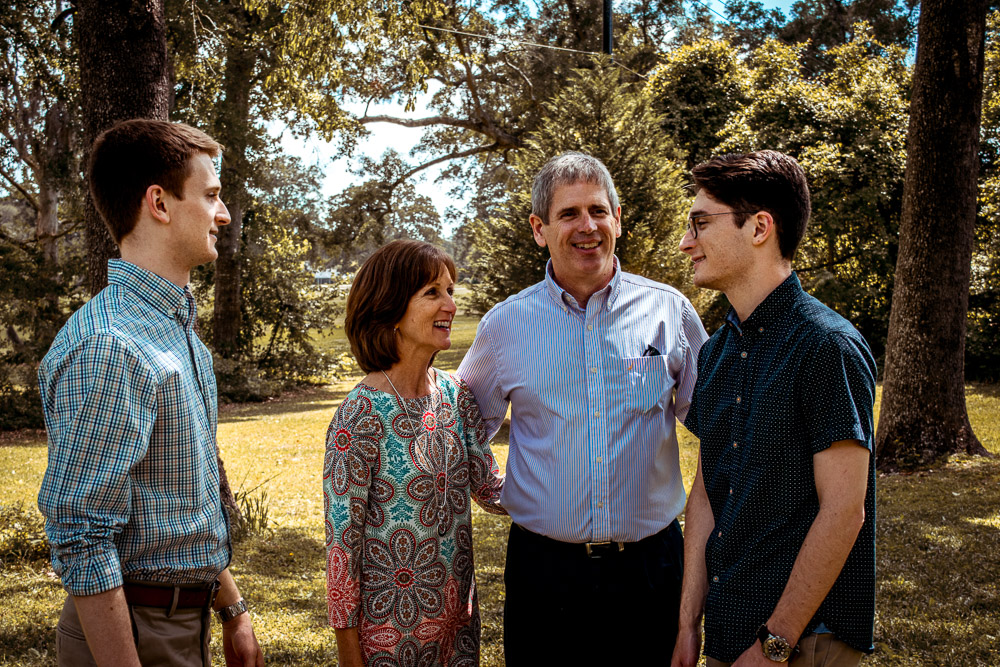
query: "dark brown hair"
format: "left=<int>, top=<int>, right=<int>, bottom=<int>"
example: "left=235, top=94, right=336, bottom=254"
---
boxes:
left=88, top=119, right=222, bottom=244
left=691, top=150, right=811, bottom=260
left=345, top=240, right=457, bottom=373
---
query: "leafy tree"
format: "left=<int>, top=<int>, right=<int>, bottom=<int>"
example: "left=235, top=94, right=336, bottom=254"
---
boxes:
left=968, top=9, right=1000, bottom=381
left=467, top=62, right=689, bottom=312
left=875, top=0, right=991, bottom=470
left=75, top=0, right=172, bottom=295
left=655, top=29, right=909, bottom=355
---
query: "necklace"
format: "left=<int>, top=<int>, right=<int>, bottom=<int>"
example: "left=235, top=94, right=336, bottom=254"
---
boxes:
left=382, top=368, right=449, bottom=527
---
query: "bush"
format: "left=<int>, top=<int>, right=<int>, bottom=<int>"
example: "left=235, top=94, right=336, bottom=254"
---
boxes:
left=229, top=480, right=274, bottom=543
left=0, top=502, right=49, bottom=564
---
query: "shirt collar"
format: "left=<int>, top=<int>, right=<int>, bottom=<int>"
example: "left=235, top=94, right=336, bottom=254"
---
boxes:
left=725, top=271, right=802, bottom=336
left=543, top=257, right=622, bottom=312
left=107, top=258, right=196, bottom=327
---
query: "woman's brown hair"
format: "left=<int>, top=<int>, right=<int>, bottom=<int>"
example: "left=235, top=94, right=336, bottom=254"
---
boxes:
left=345, top=240, right=457, bottom=373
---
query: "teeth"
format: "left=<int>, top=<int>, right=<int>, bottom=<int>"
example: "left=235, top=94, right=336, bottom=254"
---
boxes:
left=575, top=241, right=600, bottom=249
left=434, top=321, right=451, bottom=328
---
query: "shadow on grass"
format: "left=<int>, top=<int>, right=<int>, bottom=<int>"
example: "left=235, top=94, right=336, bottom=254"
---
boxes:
left=218, top=386, right=349, bottom=424
left=0, top=429, right=46, bottom=448
left=0, top=621, right=56, bottom=666
left=873, top=456, right=1000, bottom=666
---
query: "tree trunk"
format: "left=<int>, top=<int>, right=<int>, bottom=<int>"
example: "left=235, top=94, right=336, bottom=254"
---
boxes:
left=74, top=0, right=240, bottom=518
left=875, top=0, right=991, bottom=471
left=36, top=102, right=71, bottom=265
left=211, top=6, right=258, bottom=359
left=76, top=0, right=171, bottom=295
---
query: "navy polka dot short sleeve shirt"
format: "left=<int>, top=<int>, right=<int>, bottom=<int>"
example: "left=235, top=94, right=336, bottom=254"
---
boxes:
left=685, top=272, right=877, bottom=662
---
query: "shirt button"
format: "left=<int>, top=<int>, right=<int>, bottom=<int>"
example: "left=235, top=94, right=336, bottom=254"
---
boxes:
left=590, top=367, right=598, bottom=373
left=718, top=530, right=723, bottom=537
left=596, top=456, right=602, bottom=463
left=713, top=576, right=719, bottom=582
left=587, top=324, right=593, bottom=331
left=740, top=351, right=747, bottom=359
left=759, top=327, right=764, bottom=333
left=733, top=442, right=738, bottom=448
left=597, top=501, right=603, bottom=508
left=736, top=396, right=741, bottom=403
left=594, top=410, right=599, bottom=417
left=729, top=488, right=734, bottom=495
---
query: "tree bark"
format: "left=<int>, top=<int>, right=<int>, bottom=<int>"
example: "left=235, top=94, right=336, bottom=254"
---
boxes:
left=875, top=0, right=991, bottom=471
left=74, top=0, right=240, bottom=517
left=211, top=4, right=258, bottom=359
left=76, top=0, right=171, bottom=295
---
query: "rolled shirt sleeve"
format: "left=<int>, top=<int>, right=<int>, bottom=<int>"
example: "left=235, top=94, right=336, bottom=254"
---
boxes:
left=38, top=333, right=157, bottom=596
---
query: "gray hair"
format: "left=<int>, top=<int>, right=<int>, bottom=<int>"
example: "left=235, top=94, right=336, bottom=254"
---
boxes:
left=531, top=152, right=619, bottom=223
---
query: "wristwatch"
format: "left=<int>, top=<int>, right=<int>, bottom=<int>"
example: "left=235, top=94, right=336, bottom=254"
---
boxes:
left=216, top=599, right=249, bottom=623
left=757, top=624, right=795, bottom=662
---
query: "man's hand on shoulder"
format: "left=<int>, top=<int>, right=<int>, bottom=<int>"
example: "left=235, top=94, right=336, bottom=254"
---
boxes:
left=222, top=611, right=264, bottom=667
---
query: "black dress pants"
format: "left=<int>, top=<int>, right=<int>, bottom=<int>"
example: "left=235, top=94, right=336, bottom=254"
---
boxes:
left=503, top=520, right=683, bottom=666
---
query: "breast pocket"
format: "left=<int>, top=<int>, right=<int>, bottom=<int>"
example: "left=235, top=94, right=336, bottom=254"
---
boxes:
left=610, top=356, right=670, bottom=414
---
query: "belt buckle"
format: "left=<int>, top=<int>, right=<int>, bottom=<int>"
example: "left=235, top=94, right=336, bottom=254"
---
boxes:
left=584, top=540, right=624, bottom=558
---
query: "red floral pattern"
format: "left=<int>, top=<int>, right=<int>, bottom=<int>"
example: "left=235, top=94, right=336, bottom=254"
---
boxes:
left=324, top=371, right=506, bottom=662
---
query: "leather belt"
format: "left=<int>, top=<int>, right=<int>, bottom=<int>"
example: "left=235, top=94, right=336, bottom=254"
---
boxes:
left=515, top=523, right=658, bottom=559
left=123, top=581, right=219, bottom=612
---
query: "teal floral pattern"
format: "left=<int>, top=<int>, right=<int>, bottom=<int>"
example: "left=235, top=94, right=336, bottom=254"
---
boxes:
left=324, top=370, right=505, bottom=665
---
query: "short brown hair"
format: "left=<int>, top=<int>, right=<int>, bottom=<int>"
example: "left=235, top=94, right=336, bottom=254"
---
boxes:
left=691, top=150, right=811, bottom=260
left=345, top=240, right=457, bottom=373
left=88, top=119, right=222, bottom=244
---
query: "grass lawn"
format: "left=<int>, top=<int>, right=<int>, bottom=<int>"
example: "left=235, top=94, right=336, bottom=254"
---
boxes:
left=1, top=330, right=998, bottom=665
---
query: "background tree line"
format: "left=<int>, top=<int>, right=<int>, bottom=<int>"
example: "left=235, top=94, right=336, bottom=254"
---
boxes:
left=1, top=0, right=997, bottom=469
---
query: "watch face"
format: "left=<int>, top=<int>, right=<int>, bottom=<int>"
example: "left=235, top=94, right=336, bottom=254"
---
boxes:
left=763, top=636, right=792, bottom=662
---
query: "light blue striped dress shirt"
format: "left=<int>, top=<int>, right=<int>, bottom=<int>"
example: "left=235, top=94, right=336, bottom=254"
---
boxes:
left=458, top=260, right=708, bottom=543
left=37, top=259, right=230, bottom=596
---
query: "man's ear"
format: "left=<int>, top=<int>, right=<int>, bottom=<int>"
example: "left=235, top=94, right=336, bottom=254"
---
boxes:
left=750, top=210, right=775, bottom=247
left=529, top=214, right=547, bottom=248
left=144, top=184, right=170, bottom=225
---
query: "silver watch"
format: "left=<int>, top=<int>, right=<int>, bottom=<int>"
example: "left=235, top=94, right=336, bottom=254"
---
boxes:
left=216, top=599, right=248, bottom=623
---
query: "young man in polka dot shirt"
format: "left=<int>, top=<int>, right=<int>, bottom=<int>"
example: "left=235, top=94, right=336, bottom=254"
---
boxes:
left=673, top=150, right=877, bottom=667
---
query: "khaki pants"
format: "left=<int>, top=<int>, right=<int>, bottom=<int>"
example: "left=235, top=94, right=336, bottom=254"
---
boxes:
left=56, top=595, right=211, bottom=667
left=707, top=633, right=864, bottom=667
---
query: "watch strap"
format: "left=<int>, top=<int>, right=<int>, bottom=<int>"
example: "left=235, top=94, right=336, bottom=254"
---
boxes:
left=216, top=598, right=248, bottom=623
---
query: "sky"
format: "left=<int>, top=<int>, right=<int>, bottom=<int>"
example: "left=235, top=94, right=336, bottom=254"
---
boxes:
left=274, top=0, right=801, bottom=237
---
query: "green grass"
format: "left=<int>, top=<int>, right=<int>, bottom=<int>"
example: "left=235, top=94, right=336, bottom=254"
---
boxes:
left=1, top=364, right=998, bottom=664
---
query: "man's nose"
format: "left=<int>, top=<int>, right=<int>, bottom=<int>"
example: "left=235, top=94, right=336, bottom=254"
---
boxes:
left=679, top=226, right=695, bottom=253
left=578, top=212, right=597, bottom=232
left=218, top=201, right=232, bottom=225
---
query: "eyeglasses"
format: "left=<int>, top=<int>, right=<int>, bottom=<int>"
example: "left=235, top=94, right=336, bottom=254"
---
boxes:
left=685, top=210, right=757, bottom=239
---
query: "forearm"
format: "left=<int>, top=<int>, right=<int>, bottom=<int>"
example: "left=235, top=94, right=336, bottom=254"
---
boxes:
left=71, top=588, right=141, bottom=667
left=335, top=627, right=365, bottom=667
left=765, top=503, right=865, bottom=644
left=214, top=567, right=243, bottom=611
left=677, top=465, right=713, bottom=631
left=766, top=442, right=868, bottom=645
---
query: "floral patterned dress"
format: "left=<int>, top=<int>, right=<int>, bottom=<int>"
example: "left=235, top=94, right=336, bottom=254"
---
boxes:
left=324, top=369, right=506, bottom=666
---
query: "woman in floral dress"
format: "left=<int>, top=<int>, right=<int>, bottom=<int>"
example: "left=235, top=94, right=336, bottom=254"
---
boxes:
left=324, top=240, right=506, bottom=667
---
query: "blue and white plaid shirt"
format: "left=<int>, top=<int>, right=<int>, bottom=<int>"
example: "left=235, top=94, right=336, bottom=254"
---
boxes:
left=38, top=259, right=230, bottom=596
left=459, top=259, right=708, bottom=543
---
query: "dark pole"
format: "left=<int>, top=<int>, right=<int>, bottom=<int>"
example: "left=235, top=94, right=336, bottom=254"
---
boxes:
left=603, top=0, right=613, bottom=54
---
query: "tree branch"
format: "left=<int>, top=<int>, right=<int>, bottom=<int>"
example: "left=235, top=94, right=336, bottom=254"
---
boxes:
left=0, top=164, right=39, bottom=211
left=359, top=114, right=481, bottom=132
left=392, top=143, right=499, bottom=187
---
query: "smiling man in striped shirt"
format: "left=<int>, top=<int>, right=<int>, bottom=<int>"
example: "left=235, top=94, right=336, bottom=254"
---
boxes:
left=459, top=152, right=708, bottom=664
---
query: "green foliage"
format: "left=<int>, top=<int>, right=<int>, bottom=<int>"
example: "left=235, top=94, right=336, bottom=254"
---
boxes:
left=648, top=40, right=751, bottom=168
left=969, top=10, right=1000, bottom=382
left=656, top=28, right=910, bottom=358
left=0, top=501, right=48, bottom=564
left=229, top=479, right=275, bottom=543
left=466, top=62, right=690, bottom=312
